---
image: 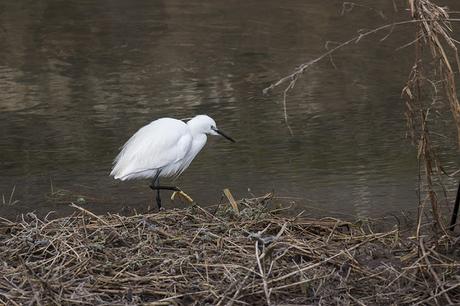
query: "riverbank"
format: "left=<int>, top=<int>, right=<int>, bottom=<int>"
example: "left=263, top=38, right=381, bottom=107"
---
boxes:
left=0, top=195, right=458, bottom=305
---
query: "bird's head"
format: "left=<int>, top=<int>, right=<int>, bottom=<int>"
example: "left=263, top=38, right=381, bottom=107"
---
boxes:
left=187, top=115, right=235, bottom=142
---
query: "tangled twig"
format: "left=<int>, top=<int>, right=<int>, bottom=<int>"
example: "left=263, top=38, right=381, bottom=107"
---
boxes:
left=0, top=199, right=458, bottom=305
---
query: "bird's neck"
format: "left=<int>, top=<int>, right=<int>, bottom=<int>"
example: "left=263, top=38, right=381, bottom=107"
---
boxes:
left=187, top=120, right=203, bottom=136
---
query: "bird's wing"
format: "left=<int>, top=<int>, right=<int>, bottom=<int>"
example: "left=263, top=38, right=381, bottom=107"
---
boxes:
left=111, top=118, right=192, bottom=180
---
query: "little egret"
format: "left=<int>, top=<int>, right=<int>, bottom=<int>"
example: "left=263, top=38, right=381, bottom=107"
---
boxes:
left=110, top=115, right=235, bottom=209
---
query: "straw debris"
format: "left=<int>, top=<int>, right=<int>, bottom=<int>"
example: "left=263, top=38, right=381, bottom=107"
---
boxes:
left=0, top=196, right=459, bottom=305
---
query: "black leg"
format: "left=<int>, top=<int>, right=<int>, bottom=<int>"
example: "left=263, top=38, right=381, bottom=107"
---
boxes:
left=148, top=170, right=181, bottom=210
left=149, top=170, right=161, bottom=190
left=149, top=171, right=162, bottom=210
left=150, top=186, right=181, bottom=191
left=156, top=182, right=162, bottom=210
left=449, top=181, right=460, bottom=231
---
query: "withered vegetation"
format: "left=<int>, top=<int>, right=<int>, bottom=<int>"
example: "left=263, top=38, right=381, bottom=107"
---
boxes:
left=264, top=0, right=460, bottom=234
left=403, top=0, right=460, bottom=234
left=0, top=195, right=459, bottom=305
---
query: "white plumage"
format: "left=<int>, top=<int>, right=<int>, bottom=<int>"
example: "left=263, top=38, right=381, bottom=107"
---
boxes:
left=110, top=114, right=235, bottom=182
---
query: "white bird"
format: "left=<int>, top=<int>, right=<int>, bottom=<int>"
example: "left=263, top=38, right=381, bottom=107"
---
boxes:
left=110, top=115, right=235, bottom=209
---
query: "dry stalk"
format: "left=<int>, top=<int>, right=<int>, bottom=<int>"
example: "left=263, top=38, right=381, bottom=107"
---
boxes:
left=403, top=0, right=460, bottom=234
left=264, top=1, right=460, bottom=232
left=1, top=198, right=458, bottom=305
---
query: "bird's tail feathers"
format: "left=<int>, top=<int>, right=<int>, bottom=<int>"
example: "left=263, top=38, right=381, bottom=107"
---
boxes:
left=111, top=167, right=160, bottom=181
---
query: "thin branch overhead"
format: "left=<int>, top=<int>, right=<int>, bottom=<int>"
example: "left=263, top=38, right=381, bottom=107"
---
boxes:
left=264, top=17, right=460, bottom=135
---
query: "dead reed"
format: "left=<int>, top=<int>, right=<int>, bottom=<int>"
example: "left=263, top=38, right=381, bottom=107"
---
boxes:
left=0, top=195, right=458, bottom=305
left=403, top=0, right=460, bottom=234
left=264, top=0, right=460, bottom=233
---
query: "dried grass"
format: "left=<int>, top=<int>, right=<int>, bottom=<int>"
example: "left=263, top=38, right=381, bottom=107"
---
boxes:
left=0, top=195, right=459, bottom=305
left=264, top=0, right=460, bottom=232
left=403, top=0, right=460, bottom=234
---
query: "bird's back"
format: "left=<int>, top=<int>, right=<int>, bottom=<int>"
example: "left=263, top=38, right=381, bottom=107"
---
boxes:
left=110, top=118, right=193, bottom=180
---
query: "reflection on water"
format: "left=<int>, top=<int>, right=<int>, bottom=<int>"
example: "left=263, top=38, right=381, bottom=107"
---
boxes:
left=0, top=0, right=458, bottom=218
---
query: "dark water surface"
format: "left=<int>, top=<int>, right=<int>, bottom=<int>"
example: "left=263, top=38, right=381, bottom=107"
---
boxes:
left=1, top=0, right=459, bottom=218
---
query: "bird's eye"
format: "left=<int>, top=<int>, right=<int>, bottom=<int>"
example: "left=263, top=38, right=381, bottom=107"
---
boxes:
left=211, top=125, right=216, bottom=130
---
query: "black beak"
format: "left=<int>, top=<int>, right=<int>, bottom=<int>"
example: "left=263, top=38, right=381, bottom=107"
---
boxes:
left=212, top=127, right=236, bottom=143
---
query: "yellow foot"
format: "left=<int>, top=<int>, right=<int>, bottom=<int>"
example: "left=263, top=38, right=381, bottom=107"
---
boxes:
left=171, top=190, right=194, bottom=203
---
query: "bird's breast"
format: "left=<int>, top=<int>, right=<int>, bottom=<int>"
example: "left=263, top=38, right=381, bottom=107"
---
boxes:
left=189, top=134, right=207, bottom=159
left=166, top=134, right=206, bottom=177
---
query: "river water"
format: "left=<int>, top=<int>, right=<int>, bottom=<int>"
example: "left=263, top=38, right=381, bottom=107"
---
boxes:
left=1, top=0, right=459, bottom=218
